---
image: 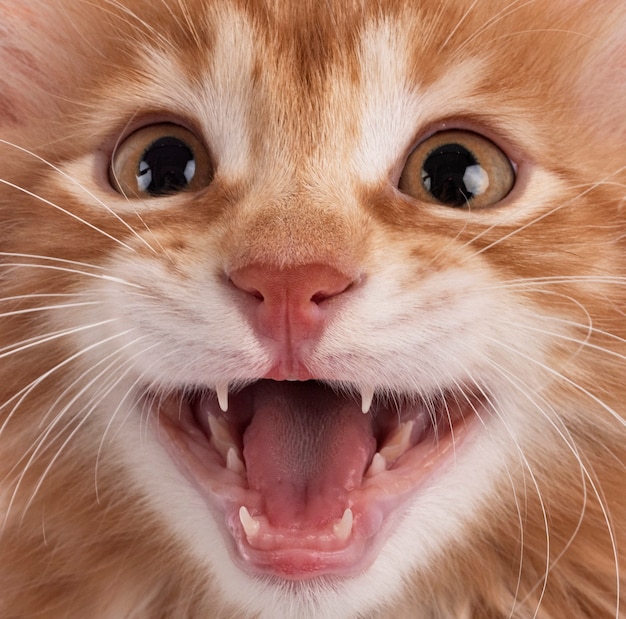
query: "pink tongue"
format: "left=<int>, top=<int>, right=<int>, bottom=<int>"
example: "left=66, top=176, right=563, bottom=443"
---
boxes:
left=242, top=382, right=376, bottom=527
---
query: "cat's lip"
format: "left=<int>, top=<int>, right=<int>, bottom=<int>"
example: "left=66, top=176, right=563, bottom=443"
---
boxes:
left=150, top=380, right=481, bottom=579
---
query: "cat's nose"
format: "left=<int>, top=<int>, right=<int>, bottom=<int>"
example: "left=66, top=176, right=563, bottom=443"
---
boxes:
left=229, top=263, right=356, bottom=346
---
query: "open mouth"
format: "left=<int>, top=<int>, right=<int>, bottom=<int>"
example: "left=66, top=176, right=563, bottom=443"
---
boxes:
left=152, top=379, right=482, bottom=579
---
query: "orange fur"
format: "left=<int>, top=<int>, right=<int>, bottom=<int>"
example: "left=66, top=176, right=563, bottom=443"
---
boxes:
left=1, top=1, right=625, bottom=617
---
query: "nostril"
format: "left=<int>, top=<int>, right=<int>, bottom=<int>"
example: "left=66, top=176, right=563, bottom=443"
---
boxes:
left=229, top=264, right=356, bottom=309
left=310, top=281, right=353, bottom=305
left=227, top=263, right=359, bottom=344
left=228, top=276, right=264, bottom=301
left=247, top=288, right=264, bottom=301
left=230, top=263, right=359, bottom=316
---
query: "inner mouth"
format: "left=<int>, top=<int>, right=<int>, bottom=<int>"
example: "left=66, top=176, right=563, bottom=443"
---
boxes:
left=152, top=379, right=481, bottom=579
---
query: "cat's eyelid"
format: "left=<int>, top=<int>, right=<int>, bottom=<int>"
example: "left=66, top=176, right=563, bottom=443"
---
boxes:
left=398, top=115, right=527, bottom=176
left=102, top=112, right=210, bottom=163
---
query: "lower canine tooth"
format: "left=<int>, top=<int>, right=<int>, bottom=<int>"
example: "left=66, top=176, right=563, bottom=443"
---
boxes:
left=366, top=452, right=387, bottom=477
left=239, top=506, right=260, bottom=538
left=226, top=447, right=245, bottom=475
left=333, top=508, right=354, bottom=542
left=379, top=420, right=415, bottom=462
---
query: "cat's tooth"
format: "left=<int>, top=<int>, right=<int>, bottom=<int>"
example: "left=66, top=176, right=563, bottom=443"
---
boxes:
left=215, top=382, right=229, bottom=412
left=333, top=508, right=354, bottom=542
left=366, top=452, right=388, bottom=477
left=226, top=447, right=245, bottom=475
left=379, top=420, right=415, bottom=462
left=239, top=506, right=260, bottom=539
left=208, top=415, right=236, bottom=459
left=360, top=386, right=374, bottom=414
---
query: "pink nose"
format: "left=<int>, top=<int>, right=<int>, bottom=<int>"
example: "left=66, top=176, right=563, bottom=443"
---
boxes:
left=229, top=263, right=356, bottom=345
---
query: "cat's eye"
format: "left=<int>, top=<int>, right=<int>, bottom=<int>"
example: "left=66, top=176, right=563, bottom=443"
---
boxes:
left=398, top=130, right=515, bottom=208
left=110, top=123, right=213, bottom=197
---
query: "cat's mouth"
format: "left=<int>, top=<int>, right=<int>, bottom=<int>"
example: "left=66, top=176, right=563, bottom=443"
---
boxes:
left=151, top=380, right=481, bottom=579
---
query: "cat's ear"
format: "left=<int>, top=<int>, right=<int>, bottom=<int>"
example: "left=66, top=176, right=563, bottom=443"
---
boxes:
left=0, top=2, right=75, bottom=127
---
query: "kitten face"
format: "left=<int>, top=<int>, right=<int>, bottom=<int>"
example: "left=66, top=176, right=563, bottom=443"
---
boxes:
left=1, top=1, right=625, bottom=617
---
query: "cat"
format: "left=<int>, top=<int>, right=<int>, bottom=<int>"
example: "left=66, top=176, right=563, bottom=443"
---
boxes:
left=0, top=0, right=625, bottom=617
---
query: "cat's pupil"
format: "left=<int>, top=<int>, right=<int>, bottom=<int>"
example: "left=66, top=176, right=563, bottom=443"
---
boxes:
left=421, top=143, right=487, bottom=207
left=136, top=137, right=196, bottom=196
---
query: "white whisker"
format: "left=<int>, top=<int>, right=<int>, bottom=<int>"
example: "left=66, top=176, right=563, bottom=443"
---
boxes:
left=484, top=335, right=626, bottom=430
left=451, top=0, right=538, bottom=58
left=0, top=325, right=131, bottom=441
left=465, top=371, right=552, bottom=616
left=0, top=292, right=97, bottom=303
left=0, top=178, right=137, bottom=253
left=0, top=261, right=144, bottom=288
left=485, top=359, right=620, bottom=616
left=470, top=166, right=626, bottom=255
left=0, top=252, right=113, bottom=272
left=14, top=337, right=151, bottom=518
left=0, top=319, right=119, bottom=363
left=0, top=301, right=101, bottom=320
left=440, top=0, right=481, bottom=50
left=0, top=139, right=158, bottom=255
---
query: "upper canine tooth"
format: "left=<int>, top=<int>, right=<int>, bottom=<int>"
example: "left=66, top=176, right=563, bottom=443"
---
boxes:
left=333, top=508, right=354, bottom=542
left=239, top=506, right=260, bottom=538
left=360, top=386, right=374, bottom=414
left=379, top=420, right=415, bottom=462
left=215, top=382, right=229, bottom=412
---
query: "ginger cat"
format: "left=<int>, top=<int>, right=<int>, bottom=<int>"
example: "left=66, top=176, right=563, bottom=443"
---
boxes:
left=0, top=1, right=625, bottom=617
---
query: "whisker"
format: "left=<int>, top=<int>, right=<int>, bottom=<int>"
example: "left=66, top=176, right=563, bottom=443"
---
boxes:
left=475, top=275, right=626, bottom=291
left=451, top=0, right=539, bottom=59
left=486, top=359, right=620, bottom=616
left=484, top=335, right=626, bottom=430
left=14, top=337, right=151, bottom=518
left=0, top=261, right=144, bottom=289
left=0, top=177, right=138, bottom=253
left=0, top=325, right=131, bottom=441
left=93, top=0, right=175, bottom=48
left=0, top=292, right=97, bottom=303
left=0, top=252, right=114, bottom=272
left=516, top=324, right=626, bottom=364
left=505, top=465, right=526, bottom=619
left=35, top=335, right=149, bottom=432
left=94, top=347, right=168, bottom=500
left=0, top=318, right=119, bottom=363
left=0, top=136, right=157, bottom=255
left=465, top=372, right=552, bottom=617
left=469, top=167, right=626, bottom=255
left=0, top=301, right=102, bottom=320
left=439, top=0, right=481, bottom=50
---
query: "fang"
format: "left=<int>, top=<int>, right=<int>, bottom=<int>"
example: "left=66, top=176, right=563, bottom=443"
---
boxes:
left=360, top=386, right=374, bottom=414
left=332, top=508, right=354, bottom=542
left=216, top=382, right=229, bottom=412
left=239, top=506, right=260, bottom=538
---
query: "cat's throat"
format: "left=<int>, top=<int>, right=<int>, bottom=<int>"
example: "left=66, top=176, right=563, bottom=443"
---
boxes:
left=153, top=380, right=479, bottom=578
